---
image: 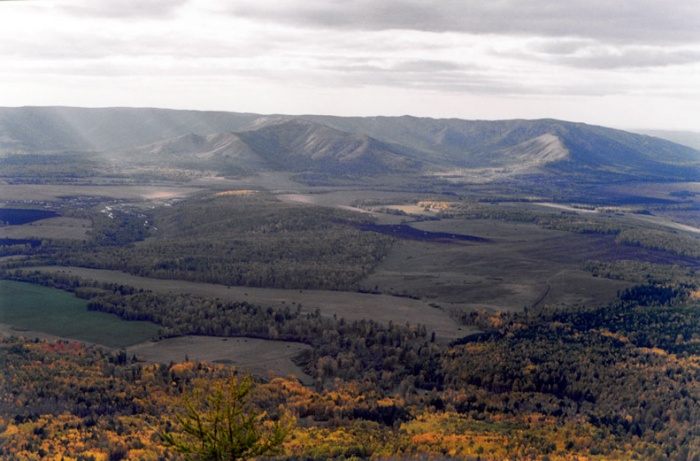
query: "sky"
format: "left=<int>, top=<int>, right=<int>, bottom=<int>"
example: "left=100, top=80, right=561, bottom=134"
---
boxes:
left=1, top=0, right=699, bottom=131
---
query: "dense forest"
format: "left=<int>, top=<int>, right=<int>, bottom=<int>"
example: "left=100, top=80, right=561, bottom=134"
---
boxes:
left=4, top=193, right=393, bottom=291
left=2, top=264, right=700, bottom=460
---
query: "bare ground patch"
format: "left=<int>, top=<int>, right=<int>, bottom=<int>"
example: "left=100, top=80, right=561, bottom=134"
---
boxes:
left=127, top=336, right=313, bottom=384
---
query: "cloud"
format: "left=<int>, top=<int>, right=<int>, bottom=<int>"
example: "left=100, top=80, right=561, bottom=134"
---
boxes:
left=391, top=59, right=464, bottom=73
left=562, top=47, right=700, bottom=69
left=227, top=0, right=700, bottom=45
left=60, top=0, right=190, bottom=19
left=1, top=0, right=698, bottom=130
left=523, top=39, right=700, bottom=69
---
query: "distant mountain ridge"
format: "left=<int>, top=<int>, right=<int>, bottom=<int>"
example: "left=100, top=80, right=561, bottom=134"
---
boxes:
left=633, top=129, right=700, bottom=151
left=0, top=106, right=262, bottom=152
left=0, top=106, right=698, bottom=183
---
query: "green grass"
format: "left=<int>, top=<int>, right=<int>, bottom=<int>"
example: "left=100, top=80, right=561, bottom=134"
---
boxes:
left=0, top=280, right=160, bottom=348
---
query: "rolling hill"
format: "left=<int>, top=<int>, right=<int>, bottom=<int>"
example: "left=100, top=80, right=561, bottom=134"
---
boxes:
left=304, top=115, right=700, bottom=180
left=123, top=119, right=424, bottom=176
left=234, top=119, right=424, bottom=175
left=1, top=106, right=698, bottom=183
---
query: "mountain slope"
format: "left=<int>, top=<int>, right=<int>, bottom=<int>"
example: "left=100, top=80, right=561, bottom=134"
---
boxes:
left=304, top=115, right=700, bottom=180
left=544, top=122, right=700, bottom=181
left=129, top=132, right=257, bottom=162
left=1, top=107, right=698, bottom=183
left=236, top=119, right=423, bottom=175
left=634, top=129, right=700, bottom=151
left=126, top=119, right=424, bottom=176
left=123, top=131, right=267, bottom=174
left=0, top=106, right=262, bottom=153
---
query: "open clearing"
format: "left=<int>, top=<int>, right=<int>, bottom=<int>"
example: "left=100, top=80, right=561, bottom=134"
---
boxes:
left=26, top=266, right=468, bottom=340
left=128, top=336, right=313, bottom=384
left=274, top=190, right=687, bottom=314
left=0, top=280, right=160, bottom=348
left=361, top=218, right=634, bottom=312
left=0, top=217, right=91, bottom=240
left=601, top=181, right=700, bottom=228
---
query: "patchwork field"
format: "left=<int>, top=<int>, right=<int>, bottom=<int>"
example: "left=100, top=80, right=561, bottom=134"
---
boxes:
left=3, top=179, right=698, bottom=376
left=275, top=192, right=663, bottom=313
left=0, top=280, right=315, bottom=380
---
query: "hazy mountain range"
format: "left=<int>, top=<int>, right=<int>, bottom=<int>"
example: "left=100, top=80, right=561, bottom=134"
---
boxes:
left=0, top=106, right=698, bottom=183
left=633, top=129, right=700, bottom=151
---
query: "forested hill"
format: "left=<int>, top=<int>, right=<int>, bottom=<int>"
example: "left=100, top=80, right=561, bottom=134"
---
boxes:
left=1, top=106, right=698, bottom=182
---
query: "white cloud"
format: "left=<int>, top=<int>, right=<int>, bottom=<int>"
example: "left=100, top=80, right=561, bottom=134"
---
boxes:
left=523, top=40, right=700, bottom=69
left=59, top=0, right=191, bottom=19
left=0, top=0, right=698, bottom=130
left=227, top=0, right=700, bottom=44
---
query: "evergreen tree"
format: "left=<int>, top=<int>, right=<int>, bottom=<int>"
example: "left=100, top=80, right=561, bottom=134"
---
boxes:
left=161, top=375, right=290, bottom=461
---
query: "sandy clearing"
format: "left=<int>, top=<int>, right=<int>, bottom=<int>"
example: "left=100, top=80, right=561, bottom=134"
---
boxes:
left=214, top=190, right=258, bottom=196
left=277, top=194, right=316, bottom=204
left=531, top=202, right=599, bottom=213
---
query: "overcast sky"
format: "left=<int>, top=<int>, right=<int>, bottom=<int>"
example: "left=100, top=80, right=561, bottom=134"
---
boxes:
left=1, top=0, right=699, bottom=130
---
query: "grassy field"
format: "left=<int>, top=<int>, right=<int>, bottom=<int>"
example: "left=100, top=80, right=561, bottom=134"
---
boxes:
left=600, top=181, right=700, bottom=228
left=1, top=276, right=324, bottom=379
left=0, top=280, right=160, bottom=347
left=27, top=266, right=468, bottom=340
left=361, top=213, right=641, bottom=310
left=0, top=217, right=91, bottom=240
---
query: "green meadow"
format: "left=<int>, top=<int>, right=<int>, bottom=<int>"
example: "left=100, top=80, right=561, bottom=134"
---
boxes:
left=0, top=280, right=160, bottom=348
